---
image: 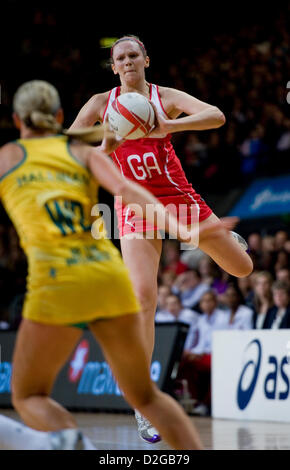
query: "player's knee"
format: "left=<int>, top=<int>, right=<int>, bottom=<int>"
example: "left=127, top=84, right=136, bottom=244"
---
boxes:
left=128, top=384, right=157, bottom=411
left=11, top=392, right=24, bottom=414
left=11, top=379, right=21, bottom=409
left=135, top=387, right=165, bottom=417
left=235, top=256, right=253, bottom=278
left=136, top=284, right=157, bottom=312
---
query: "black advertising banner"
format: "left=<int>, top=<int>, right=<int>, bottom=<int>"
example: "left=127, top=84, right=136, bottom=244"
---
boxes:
left=0, top=322, right=189, bottom=410
left=0, top=332, right=15, bottom=406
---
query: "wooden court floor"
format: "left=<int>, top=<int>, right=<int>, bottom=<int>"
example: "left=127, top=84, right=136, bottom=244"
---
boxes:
left=1, top=409, right=290, bottom=450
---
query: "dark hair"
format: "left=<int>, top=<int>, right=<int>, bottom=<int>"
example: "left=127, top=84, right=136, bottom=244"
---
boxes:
left=272, top=280, right=290, bottom=296
left=226, top=283, right=245, bottom=304
left=187, top=268, right=201, bottom=279
left=200, top=290, right=217, bottom=302
left=167, top=293, right=182, bottom=303
left=110, top=35, right=147, bottom=63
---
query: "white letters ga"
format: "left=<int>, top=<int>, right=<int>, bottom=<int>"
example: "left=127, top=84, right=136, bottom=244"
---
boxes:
left=127, top=152, right=162, bottom=180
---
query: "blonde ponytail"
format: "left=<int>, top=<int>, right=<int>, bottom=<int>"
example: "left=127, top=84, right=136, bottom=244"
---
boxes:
left=29, top=110, right=62, bottom=132
left=13, top=80, right=62, bottom=132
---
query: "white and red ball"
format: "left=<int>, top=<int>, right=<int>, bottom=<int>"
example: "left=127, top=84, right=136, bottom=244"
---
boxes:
left=107, top=92, right=155, bottom=140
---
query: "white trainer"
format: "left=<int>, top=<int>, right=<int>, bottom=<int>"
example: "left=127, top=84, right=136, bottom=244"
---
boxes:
left=135, top=411, right=161, bottom=444
left=231, top=231, right=248, bottom=251
left=49, top=429, right=88, bottom=450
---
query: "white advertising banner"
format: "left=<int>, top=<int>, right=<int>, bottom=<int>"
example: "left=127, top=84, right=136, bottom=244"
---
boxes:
left=212, top=330, right=290, bottom=422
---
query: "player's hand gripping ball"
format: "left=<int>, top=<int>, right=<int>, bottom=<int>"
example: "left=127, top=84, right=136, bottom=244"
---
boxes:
left=108, top=92, right=155, bottom=140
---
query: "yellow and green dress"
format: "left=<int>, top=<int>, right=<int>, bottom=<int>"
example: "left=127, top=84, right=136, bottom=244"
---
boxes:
left=0, top=135, right=140, bottom=325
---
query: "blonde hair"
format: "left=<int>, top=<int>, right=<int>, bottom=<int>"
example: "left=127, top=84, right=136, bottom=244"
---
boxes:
left=253, top=271, right=274, bottom=311
left=13, top=80, right=62, bottom=132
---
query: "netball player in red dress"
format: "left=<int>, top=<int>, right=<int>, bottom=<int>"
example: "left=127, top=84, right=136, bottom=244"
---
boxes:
left=70, top=35, right=253, bottom=442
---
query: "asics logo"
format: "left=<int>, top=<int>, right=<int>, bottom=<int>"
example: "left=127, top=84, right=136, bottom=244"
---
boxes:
left=237, top=339, right=262, bottom=410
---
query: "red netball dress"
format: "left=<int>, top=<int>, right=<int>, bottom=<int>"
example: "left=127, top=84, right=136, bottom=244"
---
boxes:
left=103, top=84, right=212, bottom=236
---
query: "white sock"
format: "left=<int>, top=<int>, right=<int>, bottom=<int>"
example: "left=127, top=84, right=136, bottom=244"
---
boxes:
left=0, top=414, right=51, bottom=450
left=81, top=435, right=97, bottom=450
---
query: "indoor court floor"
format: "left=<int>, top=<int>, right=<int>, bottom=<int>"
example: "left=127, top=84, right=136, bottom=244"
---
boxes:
left=1, top=409, right=290, bottom=450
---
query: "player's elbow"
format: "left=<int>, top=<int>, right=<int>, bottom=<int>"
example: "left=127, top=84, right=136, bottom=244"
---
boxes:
left=114, top=179, right=130, bottom=200
left=116, top=179, right=143, bottom=207
left=219, top=111, right=226, bottom=127
left=212, top=106, right=226, bottom=127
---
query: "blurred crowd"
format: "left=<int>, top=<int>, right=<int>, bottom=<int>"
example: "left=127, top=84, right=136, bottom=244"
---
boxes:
left=1, top=6, right=290, bottom=194
left=168, top=12, right=290, bottom=193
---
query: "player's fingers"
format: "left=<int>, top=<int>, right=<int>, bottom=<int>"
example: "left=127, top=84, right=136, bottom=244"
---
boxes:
left=198, top=217, right=239, bottom=241
left=219, top=216, right=239, bottom=231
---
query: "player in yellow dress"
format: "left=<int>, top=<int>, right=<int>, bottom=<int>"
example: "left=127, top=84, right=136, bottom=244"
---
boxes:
left=0, top=80, right=237, bottom=450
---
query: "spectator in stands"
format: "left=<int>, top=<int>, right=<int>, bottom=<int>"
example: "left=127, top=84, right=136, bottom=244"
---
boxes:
left=172, top=269, right=210, bottom=311
left=237, top=276, right=254, bottom=306
left=251, top=271, right=274, bottom=329
left=197, top=255, right=214, bottom=286
left=161, top=240, right=188, bottom=275
left=198, top=255, right=229, bottom=295
left=221, top=284, right=254, bottom=329
left=248, top=232, right=262, bottom=255
left=261, top=235, right=276, bottom=254
left=177, top=290, right=227, bottom=416
left=274, top=230, right=289, bottom=251
left=247, top=232, right=263, bottom=268
left=263, top=281, right=290, bottom=329
left=259, top=236, right=276, bottom=272
left=155, top=294, right=199, bottom=326
left=276, top=268, right=290, bottom=286
left=156, top=285, right=171, bottom=315
left=159, top=270, right=176, bottom=290
left=274, top=249, right=290, bottom=272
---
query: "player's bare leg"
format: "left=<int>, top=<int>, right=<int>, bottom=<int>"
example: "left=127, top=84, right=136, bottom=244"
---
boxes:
left=120, top=235, right=162, bottom=364
left=90, top=314, right=203, bottom=450
left=11, top=319, right=82, bottom=431
left=120, top=235, right=163, bottom=443
left=197, top=213, right=253, bottom=278
left=8, top=319, right=95, bottom=449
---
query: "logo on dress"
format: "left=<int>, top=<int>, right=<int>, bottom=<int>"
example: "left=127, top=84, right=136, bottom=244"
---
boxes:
left=68, top=340, right=90, bottom=383
left=237, top=339, right=262, bottom=410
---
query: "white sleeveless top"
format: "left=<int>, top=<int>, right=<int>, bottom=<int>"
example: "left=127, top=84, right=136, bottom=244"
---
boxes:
left=103, top=83, right=169, bottom=138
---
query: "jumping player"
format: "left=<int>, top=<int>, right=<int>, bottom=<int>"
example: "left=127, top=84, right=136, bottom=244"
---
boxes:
left=0, top=80, right=238, bottom=450
left=70, top=35, right=253, bottom=442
